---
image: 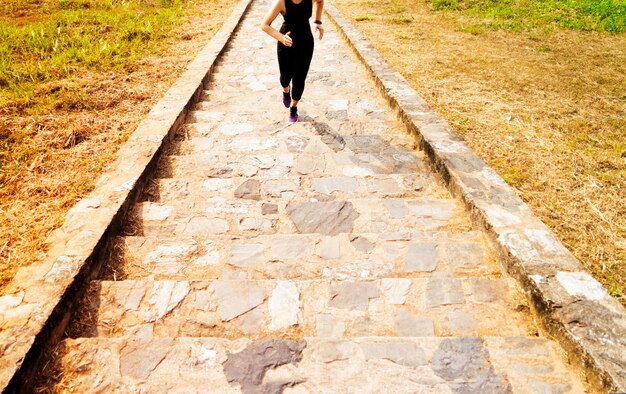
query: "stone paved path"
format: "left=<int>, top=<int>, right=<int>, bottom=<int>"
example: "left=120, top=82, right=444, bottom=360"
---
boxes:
left=49, top=0, right=587, bottom=392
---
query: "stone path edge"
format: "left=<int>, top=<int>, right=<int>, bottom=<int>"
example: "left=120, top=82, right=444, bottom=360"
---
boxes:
left=325, top=4, right=625, bottom=392
left=0, top=0, right=254, bottom=391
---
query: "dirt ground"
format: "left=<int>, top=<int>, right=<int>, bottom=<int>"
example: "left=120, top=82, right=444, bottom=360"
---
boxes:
left=0, top=0, right=235, bottom=293
left=333, top=0, right=626, bottom=304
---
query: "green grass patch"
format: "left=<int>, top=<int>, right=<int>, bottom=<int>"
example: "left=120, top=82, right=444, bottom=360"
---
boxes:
left=0, top=0, right=188, bottom=112
left=429, top=0, right=626, bottom=32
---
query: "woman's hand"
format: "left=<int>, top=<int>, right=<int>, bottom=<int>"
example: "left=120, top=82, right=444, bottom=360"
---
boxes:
left=316, top=24, right=324, bottom=40
left=282, top=31, right=293, bottom=47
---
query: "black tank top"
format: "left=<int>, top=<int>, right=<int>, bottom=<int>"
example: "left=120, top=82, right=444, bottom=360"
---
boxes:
left=283, top=0, right=312, bottom=27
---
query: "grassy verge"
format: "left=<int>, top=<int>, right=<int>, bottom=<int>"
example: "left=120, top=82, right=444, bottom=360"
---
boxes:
left=334, top=0, right=626, bottom=304
left=0, top=0, right=234, bottom=292
left=432, top=0, right=625, bottom=32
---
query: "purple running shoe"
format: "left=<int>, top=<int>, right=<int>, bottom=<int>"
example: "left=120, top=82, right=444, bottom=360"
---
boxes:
left=288, top=106, right=298, bottom=123
left=282, top=90, right=291, bottom=108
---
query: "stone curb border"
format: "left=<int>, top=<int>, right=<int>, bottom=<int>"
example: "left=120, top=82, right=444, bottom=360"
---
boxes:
left=0, top=0, right=254, bottom=390
left=325, top=4, right=625, bottom=392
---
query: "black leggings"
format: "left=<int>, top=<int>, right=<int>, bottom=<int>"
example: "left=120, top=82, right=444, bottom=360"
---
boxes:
left=277, top=24, right=314, bottom=102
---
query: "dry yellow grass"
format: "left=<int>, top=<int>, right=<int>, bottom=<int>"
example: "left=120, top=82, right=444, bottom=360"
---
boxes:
left=0, top=0, right=235, bottom=294
left=334, top=0, right=626, bottom=304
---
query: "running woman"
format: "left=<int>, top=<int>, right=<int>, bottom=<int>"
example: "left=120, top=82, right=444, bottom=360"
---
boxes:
left=261, top=0, right=324, bottom=122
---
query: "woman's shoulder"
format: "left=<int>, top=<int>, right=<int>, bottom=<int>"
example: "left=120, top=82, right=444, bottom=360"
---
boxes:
left=272, top=0, right=286, bottom=13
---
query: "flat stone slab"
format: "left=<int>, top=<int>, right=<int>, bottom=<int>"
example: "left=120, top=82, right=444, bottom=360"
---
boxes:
left=117, top=232, right=497, bottom=280
left=286, top=201, right=359, bottom=235
left=84, top=279, right=529, bottom=338
left=155, top=174, right=434, bottom=201
left=135, top=197, right=469, bottom=238
left=52, top=337, right=585, bottom=393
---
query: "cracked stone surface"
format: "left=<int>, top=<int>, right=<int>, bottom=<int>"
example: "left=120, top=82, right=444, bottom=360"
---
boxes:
left=214, top=280, right=266, bottom=321
left=45, top=0, right=588, bottom=392
left=223, top=339, right=306, bottom=393
left=286, top=201, right=359, bottom=235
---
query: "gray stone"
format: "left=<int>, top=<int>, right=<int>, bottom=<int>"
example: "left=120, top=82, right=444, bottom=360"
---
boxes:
left=503, top=337, right=551, bottom=358
left=115, top=282, right=146, bottom=311
left=214, top=281, right=265, bottom=321
left=367, top=177, right=402, bottom=195
left=144, top=281, right=190, bottom=322
left=329, top=282, right=378, bottom=310
left=345, top=135, right=386, bottom=154
left=313, top=177, right=358, bottom=195
left=262, top=203, right=278, bottom=215
left=328, top=99, right=349, bottom=111
left=446, top=152, right=487, bottom=173
left=350, top=235, right=375, bottom=253
left=294, top=155, right=325, bottom=174
left=352, top=316, right=372, bottom=335
left=529, top=381, right=571, bottom=394
left=231, top=136, right=278, bottom=151
left=145, top=244, right=193, bottom=264
left=198, top=243, right=220, bottom=266
left=204, top=198, right=251, bottom=215
left=394, top=309, right=435, bottom=336
left=447, top=243, right=485, bottom=270
left=305, top=141, right=328, bottom=155
left=315, top=341, right=358, bottom=363
left=383, top=200, right=408, bottom=219
left=381, top=278, right=412, bottom=305
left=271, top=236, right=311, bottom=259
left=230, top=244, right=265, bottom=268
left=447, top=310, right=477, bottom=335
left=120, top=339, right=173, bottom=379
left=217, top=123, right=254, bottom=135
left=425, top=274, right=464, bottom=308
left=332, top=152, right=356, bottom=166
left=234, top=179, right=262, bottom=200
left=193, top=290, right=214, bottom=312
left=326, top=110, right=348, bottom=121
left=268, top=281, right=300, bottom=331
left=316, top=314, right=346, bottom=338
left=287, top=201, right=359, bottom=235
left=234, top=308, right=265, bottom=334
left=361, top=342, right=427, bottom=367
left=405, top=243, right=437, bottom=272
left=407, top=199, right=455, bottom=221
left=239, top=217, right=274, bottom=232
left=190, top=137, right=214, bottom=151
left=141, top=203, right=173, bottom=221
left=511, top=361, right=555, bottom=375
left=317, top=237, right=341, bottom=260
left=251, top=154, right=275, bottom=170
left=432, top=338, right=511, bottom=393
left=183, top=217, right=230, bottom=235
left=312, top=122, right=345, bottom=152
left=224, top=339, right=307, bottom=394
left=285, top=136, right=309, bottom=153
left=217, top=123, right=253, bottom=135
left=471, top=278, right=508, bottom=303
left=264, top=179, right=298, bottom=197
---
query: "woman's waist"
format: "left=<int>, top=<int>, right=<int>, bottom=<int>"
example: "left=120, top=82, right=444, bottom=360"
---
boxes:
left=280, top=21, right=312, bottom=33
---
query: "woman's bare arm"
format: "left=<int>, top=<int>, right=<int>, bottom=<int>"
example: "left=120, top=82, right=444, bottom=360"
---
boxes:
left=314, top=0, right=324, bottom=22
left=314, top=0, right=324, bottom=39
left=261, top=0, right=292, bottom=47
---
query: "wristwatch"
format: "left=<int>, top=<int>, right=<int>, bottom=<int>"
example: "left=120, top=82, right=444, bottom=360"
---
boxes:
left=314, top=20, right=322, bottom=25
